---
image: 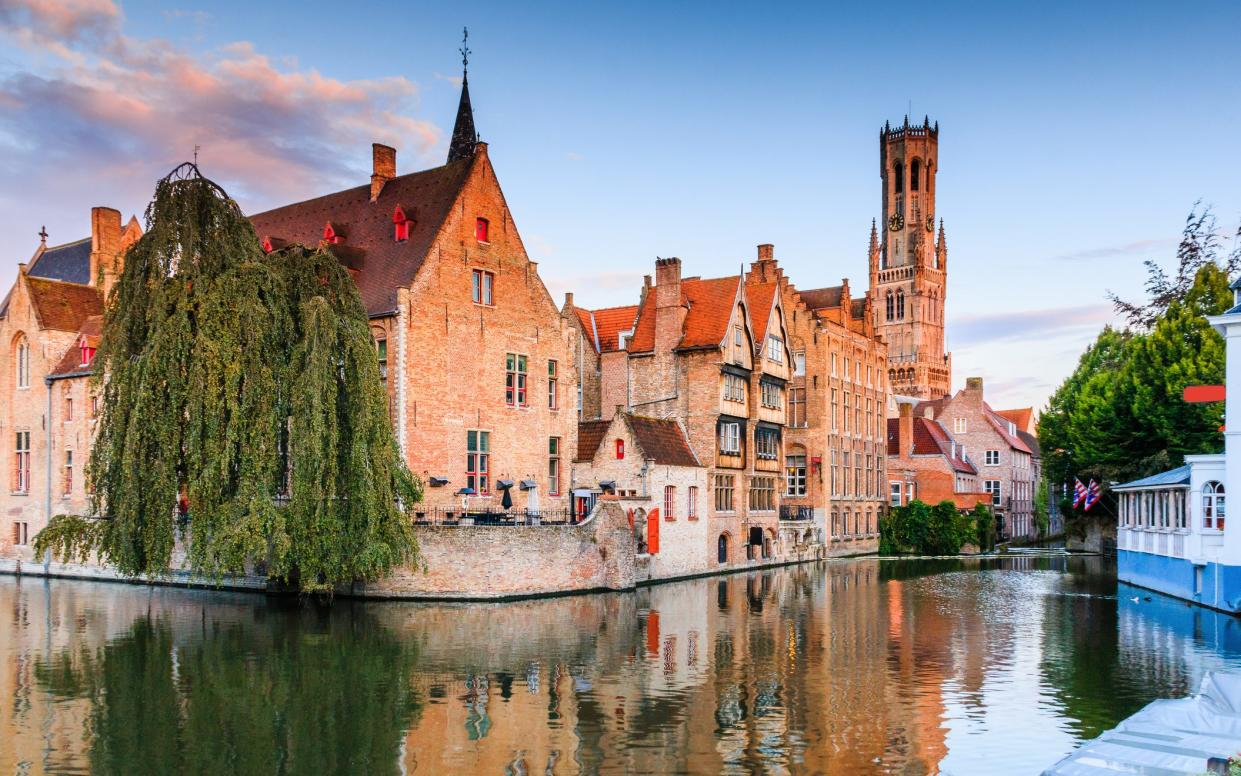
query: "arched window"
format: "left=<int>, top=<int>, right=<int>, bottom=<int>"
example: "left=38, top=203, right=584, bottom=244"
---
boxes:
left=392, top=206, right=410, bottom=242
left=910, top=159, right=921, bottom=191
left=717, top=533, right=729, bottom=564
left=1203, top=481, right=1225, bottom=531
left=885, top=290, right=894, bottom=321
left=893, top=162, right=904, bottom=193
left=14, top=334, right=30, bottom=389
left=896, top=289, right=905, bottom=319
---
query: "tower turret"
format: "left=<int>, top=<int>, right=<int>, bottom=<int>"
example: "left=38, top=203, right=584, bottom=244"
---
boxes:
left=447, top=28, right=479, bottom=164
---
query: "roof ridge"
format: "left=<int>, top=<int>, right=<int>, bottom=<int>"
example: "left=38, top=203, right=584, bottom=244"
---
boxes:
left=248, top=158, right=471, bottom=219
left=42, top=237, right=91, bottom=250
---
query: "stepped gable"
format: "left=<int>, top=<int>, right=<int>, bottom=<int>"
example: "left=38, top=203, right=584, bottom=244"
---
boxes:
left=249, top=156, right=475, bottom=317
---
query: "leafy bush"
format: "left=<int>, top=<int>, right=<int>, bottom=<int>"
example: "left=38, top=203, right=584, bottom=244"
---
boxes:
left=881, top=500, right=980, bottom=555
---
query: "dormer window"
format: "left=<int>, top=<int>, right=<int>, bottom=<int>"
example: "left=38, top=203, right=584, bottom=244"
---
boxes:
left=323, top=223, right=343, bottom=244
left=475, top=217, right=489, bottom=243
left=79, top=337, right=96, bottom=367
left=261, top=237, right=274, bottom=253
left=615, top=439, right=625, bottom=460
left=393, top=206, right=410, bottom=242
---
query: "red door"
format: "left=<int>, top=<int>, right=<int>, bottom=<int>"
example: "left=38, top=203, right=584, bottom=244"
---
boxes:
left=647, top=508, right=660, bottom=554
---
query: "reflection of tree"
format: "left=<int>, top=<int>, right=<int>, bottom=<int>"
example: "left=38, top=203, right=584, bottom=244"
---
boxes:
left=35, top=605, right=421, bottom=776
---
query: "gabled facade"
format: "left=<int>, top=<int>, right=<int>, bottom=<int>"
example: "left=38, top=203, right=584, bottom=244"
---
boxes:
left=572, top=411, right=707, bottom=580
left=779, top=249, right=890, bottom=556
left=914, top=377, right=1039, bottom=540
left=248, top=80, right=579, bottom=515
left=886, top=401, right=989, bottom=511
left=0, top=208, right=139, bottom=559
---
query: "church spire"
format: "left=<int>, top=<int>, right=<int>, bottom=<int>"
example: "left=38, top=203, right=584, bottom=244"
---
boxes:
left=447, top=27, right=478, bottom=164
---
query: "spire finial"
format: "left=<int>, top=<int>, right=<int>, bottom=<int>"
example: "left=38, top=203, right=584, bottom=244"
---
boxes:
left=460, top=27, right=471, bottom=73
left=447, top=28, right=480, bottom=163
left=38, top=226, right=48, bottom=246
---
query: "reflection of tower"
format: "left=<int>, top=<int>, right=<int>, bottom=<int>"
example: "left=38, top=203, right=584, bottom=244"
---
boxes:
left=869, top=116, right=951, bottom=399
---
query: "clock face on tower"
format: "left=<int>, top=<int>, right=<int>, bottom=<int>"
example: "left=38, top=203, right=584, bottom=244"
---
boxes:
left=887, top=213, right=904, bottom=231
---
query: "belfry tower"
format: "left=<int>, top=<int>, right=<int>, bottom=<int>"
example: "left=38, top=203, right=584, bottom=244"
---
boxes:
left=868, top=116, right=951, bottom=399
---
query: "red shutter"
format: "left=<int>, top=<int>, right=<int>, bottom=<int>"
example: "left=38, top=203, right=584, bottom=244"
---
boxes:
left=647, top=508, right=660, bottom=554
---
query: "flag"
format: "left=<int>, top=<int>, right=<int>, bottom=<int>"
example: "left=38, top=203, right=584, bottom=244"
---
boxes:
left=1084, top=479, right=1102, bottom=511
left=1073, top=478, right=1088, bottom=508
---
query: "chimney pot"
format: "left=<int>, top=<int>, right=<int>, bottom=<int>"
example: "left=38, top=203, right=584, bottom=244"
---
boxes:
left=564, top=292, right=574, bottom=309
left=966, top=377, right=983, bottom=391
left=655, top=257, right=682, bottom=287
left=757, top=243, right=774, bottom=261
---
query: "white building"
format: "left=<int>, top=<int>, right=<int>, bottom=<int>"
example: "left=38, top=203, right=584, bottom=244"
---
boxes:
left=1113, top=278, right=1241, bottom=614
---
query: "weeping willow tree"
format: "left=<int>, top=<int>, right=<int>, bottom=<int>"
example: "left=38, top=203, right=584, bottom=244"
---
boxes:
left=36, top=164, right=420, bottom=591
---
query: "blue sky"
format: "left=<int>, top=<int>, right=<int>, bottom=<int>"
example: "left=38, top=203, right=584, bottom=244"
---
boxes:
left=2, top=0, right=1239, bottom=411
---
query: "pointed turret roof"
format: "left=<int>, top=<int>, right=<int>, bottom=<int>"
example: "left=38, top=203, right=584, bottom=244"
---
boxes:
left=447, top=72, right=478, bottom=163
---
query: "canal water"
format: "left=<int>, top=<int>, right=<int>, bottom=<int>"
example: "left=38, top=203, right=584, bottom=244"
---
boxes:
left=1, top=555, right=1239, bottom=775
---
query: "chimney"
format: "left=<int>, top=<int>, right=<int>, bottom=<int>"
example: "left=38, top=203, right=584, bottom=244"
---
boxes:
left=899, top=402, right=914, bottom=459
left=370, top=143, right=396, bottom=202
left=564, top=292, right=574, bottom=310
left=90, top=206, right=122, bottom=289
left=654, top=257, right=686, bottom=354
left=757, top=243, right=774, bottom=262
left=965, top=377, right=984, bottom=407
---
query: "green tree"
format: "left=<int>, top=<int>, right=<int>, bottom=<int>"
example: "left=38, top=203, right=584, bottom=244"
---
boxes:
left=880, top=500, right=976, bottom=555
left=1033, top=481, right=1049, bottom=539
left=35, top=164, right=420, bottom=591
left=972, top=503, right=996, bottom=550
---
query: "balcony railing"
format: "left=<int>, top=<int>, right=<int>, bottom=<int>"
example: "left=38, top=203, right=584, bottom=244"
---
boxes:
left=779, top=505, right=814, bottom=522
left=413, top=507, right=578, bottom=526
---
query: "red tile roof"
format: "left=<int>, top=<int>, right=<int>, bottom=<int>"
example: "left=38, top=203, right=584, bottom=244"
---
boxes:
left=627, top=276, right=742, bottom=354
left=745, top=280, right=777, bottom=343
left=576, top=414, right=701, bottom=467
left=995, top=407, right=1034, bottom=434
left=249, top=156, right=476, bottom=317
left=576, top=305, right=640, bottom=353
left=798, top=286, right=844, bottom=310
left=50, top=315, right=102, bottom=377
left=576, top=420, right=611, bottom=462
left=887, top=416, right=977, bottom=474
left=625, top=415, right=701, bottom=467
left=984, top=404, right=1034, bottom=455
left=26, top=276, right=103, bottom=332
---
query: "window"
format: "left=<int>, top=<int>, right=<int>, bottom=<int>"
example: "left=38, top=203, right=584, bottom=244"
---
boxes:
left=749, top=477, right=776, bottom=511
left=547, top=437, right=561, bottom=495
left=548, top=360, right=559, bottom=410
left=985, top=450, right=1000, bottom=466
left=984, top=480, right=1001, bottom=507
left=793, top=351, right=805, bottom=376
left=831, top=388, right=839, bottom=431
left=688, top=486, right=699, bottom=520
left=896, top=290, right=905, bottom=319
left=893, top=161, right=904, bottom=193
left=842, top=509, right=852, bottom=536
left=393, top=206, right=410, bottom=242
left=14, top=431, right=30, bottom=493
left=15, top=335, right=30, bottom=389
left=842, top=392, right=850, bottom=433
left=911, top=159, right=921, bottom=191
left=466, top=430, right=490, bottom=495
left=472, top=269, right=494, bottom=305
left=734, top=326, right=743, bottom=349
left=890, top=481, right=902, bottom=507
left=80, top=338, right=96, bottom=367
left=90, top=395, right=99, bottom=419
left=63, top=450, right=73, bottom=496
left=715, top=474, right=735, bottom=512
left=788, top=387, right=806, bottom=428
left=723, top=374, right=745, bottom=403
left=12, top=521, right=28, bottom=546
left=475, top=217, right=490, bottom=243
left=1203, top=481, right=1225, bottom=531
left=375, top=338, right=388, bottom=381
left=615, top=438, right=625, bottom=459
left=505, top=353, right=527, bottom=406
left=65, top=395, right=73, bottom=422
left=953, top=417, right=967, bottom=434
left=766, top=336, right=784, bottom=363
left=323, top=223, right=342, bottom=244
left=664, top=486, right=676, bottom=521
left=760, top=380, right=782, bottom=410
left=718, top=422, right=741, bottom=455
left=786, top=455, right=806, bottom=496
left=885, top=291, right=894, bottom=322
left=755, top=427, right=779, bottom=460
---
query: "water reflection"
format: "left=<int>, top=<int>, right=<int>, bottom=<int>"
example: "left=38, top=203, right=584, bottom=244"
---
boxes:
left=1, top=556, right=1238, bottom=775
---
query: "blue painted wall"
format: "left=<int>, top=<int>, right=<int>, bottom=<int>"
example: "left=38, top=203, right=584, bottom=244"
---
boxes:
left=1118, top=550, right=1241, bottom=614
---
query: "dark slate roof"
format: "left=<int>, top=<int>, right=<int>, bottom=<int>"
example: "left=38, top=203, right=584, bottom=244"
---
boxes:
left=1113, top=465, right=1192, bottom=491
left=28, top=238, right=92, bottom=284
left=49, top=315, right=102, bottom=378
left=248, top=155, right=475, bottom=316
left=1017, top=429, right=1041, bottom=457
left=625, top=415, right=701, bottom=467
left=798, top=286, right=844, bottom=310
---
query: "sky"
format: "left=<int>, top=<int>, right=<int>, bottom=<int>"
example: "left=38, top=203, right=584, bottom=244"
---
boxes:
left=2, top=0, right=1239, bottom=413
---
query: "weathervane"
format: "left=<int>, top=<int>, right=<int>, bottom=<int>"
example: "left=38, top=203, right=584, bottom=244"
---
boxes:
left=460, top=27, right=471, bottom=73
left=38, top=225, right=48, bottom=246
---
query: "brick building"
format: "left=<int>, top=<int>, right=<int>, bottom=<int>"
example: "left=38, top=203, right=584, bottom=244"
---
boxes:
left=572, top=411, right=708, bottom=580
left=886, top=401, right=989, bottom=511
left=777, top=256, right=890, bottom=556
left=565, top=299, right=640, bottom=421
left=249, top=71, right=579, bottom=515
left=0, top=209, right=140, bottom=560
left=914, top=377, right=1040, bottom=540
left=869, top=117, right=951, bottom=400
